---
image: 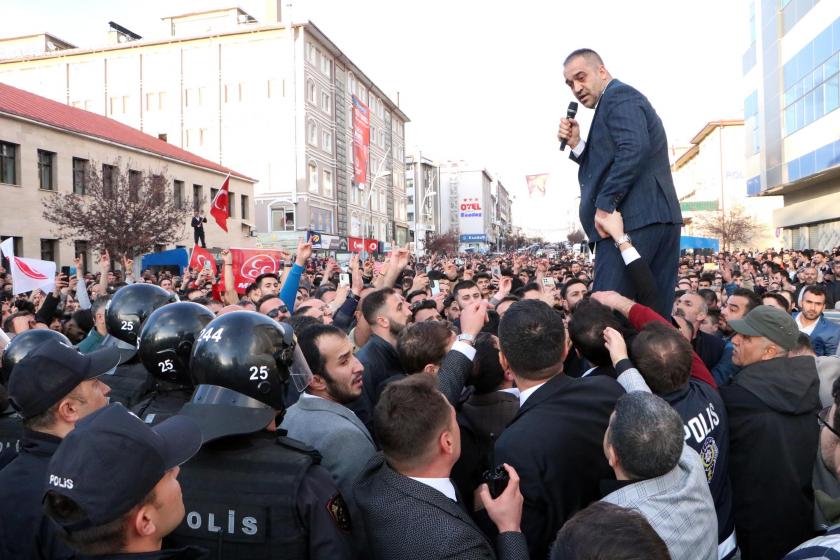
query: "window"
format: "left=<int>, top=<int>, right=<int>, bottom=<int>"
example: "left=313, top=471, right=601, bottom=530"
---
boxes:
left=38, top=150, right=55, bottom=190
left=0, top=142, right=15, bottom=185
left=322, top=130, right=333, bottom=154
left=128, top=169, right=142, bottom=202
left=210, top=188, right=219, bottom=205
left=271, top=207, right=295, bottom=231
left=102, top=164, right=116, bottom=198
left=40, top=239, right=56, bottom=262
left=74, top=241, right=89, bottom=272
left=228, top=190, right=235, bottom=218
left=351, top=185, right=360, bottom=205
left=320, top=54, right=332, bottom=77
left=0, top=236, right=23, bottom=265
left=307, top=120, right=318, bottom=146
left=321, top=91, right=331, bottom=114
left=308, top=161, right=319, bottom=193
left=307, top=80, right=317, bottom=104
left=193, top=184, right=203, bottom=211
left=240, top=194, right=249, bottom=220
left=72, top=158, right=88, bottom=194
left=307, top=43, right=317, bottom=64
left=173, top=180, right=184, bottom=209
left=323, top=169, right=333, bottom=197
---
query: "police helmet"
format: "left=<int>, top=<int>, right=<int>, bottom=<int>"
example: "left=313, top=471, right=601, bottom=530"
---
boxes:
left=106, top=284, right=178, bottom=347
left=1, top=329, right=72, bottom=385
left=138, top=302, right=215, bottom=385
left=183, top=311, right=313, bottom=442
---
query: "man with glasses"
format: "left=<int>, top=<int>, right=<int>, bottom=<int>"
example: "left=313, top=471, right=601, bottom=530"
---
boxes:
left=256, top=294, right=290, bottom=323
left=784, top=376, right=840, bottom=558
left=720, top=306, right=821, bottom=560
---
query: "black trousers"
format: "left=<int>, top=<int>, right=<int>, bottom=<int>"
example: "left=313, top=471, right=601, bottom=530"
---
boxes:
left=193, top=228, right=206, bottom=248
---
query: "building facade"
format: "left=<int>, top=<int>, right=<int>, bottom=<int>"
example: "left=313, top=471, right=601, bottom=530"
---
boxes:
left=745, top=0, right=840, bottom=249
left=405, top=151, right=440, bottom=253
left=0, top=82, right=255, bottom=268
left=491, top=179, right=512, bottom=250
left=438, top=161, right=496, bottom=252
left=672, top=120, right=783, bottom=249
left=0, top=6, right=408, bottom=250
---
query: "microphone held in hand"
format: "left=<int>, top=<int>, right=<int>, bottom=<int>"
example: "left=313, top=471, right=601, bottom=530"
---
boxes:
left=559, top=101, right=579, bottom=151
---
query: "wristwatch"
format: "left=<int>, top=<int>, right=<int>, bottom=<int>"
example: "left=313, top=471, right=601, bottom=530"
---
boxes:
left=456, top=333, right=475, bottom=345
left=614, top=234, right=632, bottom=248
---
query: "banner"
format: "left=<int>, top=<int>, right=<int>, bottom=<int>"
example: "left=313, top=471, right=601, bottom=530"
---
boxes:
left=210, top=175, right=230, bottom=231
left=352, top=96, right=370, bottom=189
left=458, top=196, right=485, bottom=241
left=307, top=231, right=346, bottom=251
left=0, top=238, right=56, bottom=295
left=348, top=237, right=378, bottom=254
left=526, top=173, right=548, bottom=198
left=188, top=245, right=218, bottom=276
left=227, top=248, right=287, bottom=294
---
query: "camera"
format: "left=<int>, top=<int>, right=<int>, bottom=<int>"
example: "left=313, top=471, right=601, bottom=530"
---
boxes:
left=482, top=465, right=510, bottom=499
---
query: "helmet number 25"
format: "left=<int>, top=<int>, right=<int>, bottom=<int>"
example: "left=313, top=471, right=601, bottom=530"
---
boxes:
left=158, top=359, right=174, bottom=373
left=198, top=327, right=225, bottom=343
left=249, top=366, right=269, bottom=380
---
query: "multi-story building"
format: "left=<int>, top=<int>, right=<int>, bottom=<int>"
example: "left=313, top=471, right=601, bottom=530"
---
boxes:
left=672, top=120, right=783, bottom=249
left=405, top=151, right=440, bottom=253
left=0, top=5, right=409, bottom=249
left=0, top=82, right=255, bottom=267
left=438, top=161, right=496, bottom=252
left=744, top=1, right=840, bottom=249
left=491, top=179, right=512, bottom=250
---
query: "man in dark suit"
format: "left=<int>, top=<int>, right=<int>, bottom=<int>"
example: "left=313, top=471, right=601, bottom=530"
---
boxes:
left=190, top=209, right=207, bottom=248
left=495, top=299, right=625, bottom=559
left=558, top=48, right=682, bottom=319
left=354, top=375, right=529, bottom=559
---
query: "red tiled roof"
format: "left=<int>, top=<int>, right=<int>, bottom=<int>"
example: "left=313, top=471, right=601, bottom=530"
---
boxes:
left=0, top=81, right=254, bottom=182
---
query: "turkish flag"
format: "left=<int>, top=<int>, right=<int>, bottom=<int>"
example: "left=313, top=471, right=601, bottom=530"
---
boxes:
left=188, top=245, right=218, bottom=276
left=210, top=175, right=230, bottom=232
left=0, top=238, right=56, bottom=295
left=348, top=237, right=379, bottom=254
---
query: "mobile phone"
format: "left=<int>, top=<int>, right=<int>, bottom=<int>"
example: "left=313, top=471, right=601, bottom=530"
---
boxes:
left=203, top=260, right=211, bottom=271
left=491, top=265, right=501, bottom=277
left=431, top=280, right=440, bottom=296
left=61, top=265, right=71, bottom=276
left=542, top=277, right=555, bottom=288
left=69, top=266, right=76, bottom=276
left=339, top=273, right=350, bottom=286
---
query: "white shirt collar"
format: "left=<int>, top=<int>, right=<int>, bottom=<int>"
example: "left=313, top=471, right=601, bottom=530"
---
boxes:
left=581, top=366, right=598, bottom=378
left=300, top=392, right=323, bottom=400
left=499, top=387, right=520, bottom=397
left=409, top=477, right=457, bottom=502
left=519, top=381, right=548, bottom=407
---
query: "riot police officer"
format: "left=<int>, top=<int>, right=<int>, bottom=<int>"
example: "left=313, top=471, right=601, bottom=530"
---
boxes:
left=104, top=283, right=177, bottom=407
left=133, top=301, right=215, bottom=425
left=165, top=311, right=356, bottom=559
left=0, top=329, right=73, bottom=468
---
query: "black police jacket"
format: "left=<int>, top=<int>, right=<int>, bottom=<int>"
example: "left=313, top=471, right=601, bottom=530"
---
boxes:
left=80, top=545, right=209, bottom=559
left=164, top=430, right=355, bottom=560
left=104, top=362, right=155, bottom=409
left=131, top=382, right=193, bottom=426
left=0, top=406, right=22, bottom=468
left=0, top=429, right=74, bottom=560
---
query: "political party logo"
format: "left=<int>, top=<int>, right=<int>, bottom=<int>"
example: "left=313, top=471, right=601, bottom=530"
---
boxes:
left=14, top=257, right=48, bottom=280
left=700, top=436, right=718, bottom=482
left=240, top=254, right=278, bottom=280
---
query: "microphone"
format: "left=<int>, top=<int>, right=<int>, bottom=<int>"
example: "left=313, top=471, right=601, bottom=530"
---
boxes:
left=559, top=101, right=579, bottom=151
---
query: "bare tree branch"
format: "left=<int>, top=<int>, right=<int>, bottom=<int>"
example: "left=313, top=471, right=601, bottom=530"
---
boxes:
left=694, top=206, right=760, bottom=252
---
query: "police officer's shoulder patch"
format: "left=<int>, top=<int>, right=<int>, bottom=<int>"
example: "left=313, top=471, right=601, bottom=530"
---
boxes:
left=327, top=493, right=352, bottom=533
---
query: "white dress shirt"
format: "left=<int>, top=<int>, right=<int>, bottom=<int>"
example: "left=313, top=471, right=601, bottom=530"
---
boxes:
left=409, top=477, right=457, bottom=502
left=518, top=381, right=547, bottom=407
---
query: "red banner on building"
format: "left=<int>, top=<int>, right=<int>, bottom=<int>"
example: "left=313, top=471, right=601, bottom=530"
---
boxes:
left=223, top=248, right=288, bottom=294
left=352, top=95, right=370, bottom=188
left=348, top=237, right=378, bottom=254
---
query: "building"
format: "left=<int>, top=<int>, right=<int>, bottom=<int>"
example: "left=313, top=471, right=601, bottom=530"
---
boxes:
left=672, top=120, right=782, bottom=249
left=405, top=151, right=440, bottom=253
left=744, top=1, right=840, bottom=249
left=491, top=179, right=513, bottom=250
left=438, top=161, right=496, bottom=252
left=0, top=4, right=409, bottom=251
left=0, top=82, right=255, bottom=268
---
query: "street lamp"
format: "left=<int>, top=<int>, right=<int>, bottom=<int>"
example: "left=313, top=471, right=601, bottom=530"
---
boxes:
left=361, top=145, right=392, bottom=258
left=413, top=190, right=437, bottom=256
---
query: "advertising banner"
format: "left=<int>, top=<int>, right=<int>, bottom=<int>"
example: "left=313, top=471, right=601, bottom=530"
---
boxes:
left=352, top=96, right=370, bottom=189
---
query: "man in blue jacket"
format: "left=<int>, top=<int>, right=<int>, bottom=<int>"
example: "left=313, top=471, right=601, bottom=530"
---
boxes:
left=795, top=284, right=840, bottom=356
left=558, top=48, right=682, bottom=319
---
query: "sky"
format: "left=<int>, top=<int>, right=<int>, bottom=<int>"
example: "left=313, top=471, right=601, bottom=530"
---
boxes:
left=1, top=0, right=749, bottom=240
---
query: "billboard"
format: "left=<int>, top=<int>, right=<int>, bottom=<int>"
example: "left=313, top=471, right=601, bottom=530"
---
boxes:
left=352, top=96, right=370, bottom=189
left=458, top=195, right=485, bottom=241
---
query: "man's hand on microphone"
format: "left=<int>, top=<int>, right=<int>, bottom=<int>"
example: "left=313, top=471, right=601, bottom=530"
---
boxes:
left=558, top=118, right=581, bottom=150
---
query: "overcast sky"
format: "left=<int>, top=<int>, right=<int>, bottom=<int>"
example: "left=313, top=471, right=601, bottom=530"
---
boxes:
left=2, top=0, right=748, bottom=239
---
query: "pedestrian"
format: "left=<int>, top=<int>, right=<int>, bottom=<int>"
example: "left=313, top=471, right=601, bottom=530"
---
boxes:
left=191, top=209, right=207, bottom=248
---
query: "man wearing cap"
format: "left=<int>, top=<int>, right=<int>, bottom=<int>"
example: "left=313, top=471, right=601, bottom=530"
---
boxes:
left=720, top=305, right=821, bottom=560
left=43, top=403, right=205, bottom=559
left=0, top=339, right=121, bottom=559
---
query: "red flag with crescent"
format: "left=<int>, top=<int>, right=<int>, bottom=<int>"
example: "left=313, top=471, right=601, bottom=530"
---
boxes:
left=188, top=245, right=218, bottom=276
left=210, top=175, right=230, bottom=232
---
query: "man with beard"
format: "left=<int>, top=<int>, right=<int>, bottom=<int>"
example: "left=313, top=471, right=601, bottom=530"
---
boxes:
left=795, top=285, right=840, bottom=356
left=712, top=288, right=761, bottom=386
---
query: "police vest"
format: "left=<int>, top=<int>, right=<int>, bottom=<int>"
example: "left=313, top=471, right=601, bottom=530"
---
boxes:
left=165, top=432, right=317, bottom=559
left=130, top=382, right=192, bottom=426
left=103, top=362, right=154, bottom=409
left=0, top=411, right=22, bottom=468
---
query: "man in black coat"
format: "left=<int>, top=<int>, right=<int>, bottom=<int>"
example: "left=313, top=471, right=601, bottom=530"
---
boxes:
left=721, top=306, right=821, bottom=560
left=494, top=300, right=625, bottom=559
left=191, top=209, right=207, bottom=248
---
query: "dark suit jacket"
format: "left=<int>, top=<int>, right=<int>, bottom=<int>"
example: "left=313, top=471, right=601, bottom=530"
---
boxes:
left=571, top=79, right=681, bottom=241
left=495, top=374, right=625, bottom=559
left=692, top=330, right=726, bottom=371
left=354, top=453, right=528, bottom=559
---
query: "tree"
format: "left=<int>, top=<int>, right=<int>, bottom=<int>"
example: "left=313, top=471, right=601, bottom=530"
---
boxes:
left=425, top=231, right=460, bottom=255
left=42, top=159, right=193, bottom=258
left=694, top=206, right=760, bottom=252
left=567, top=229, right=586, bottom=244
